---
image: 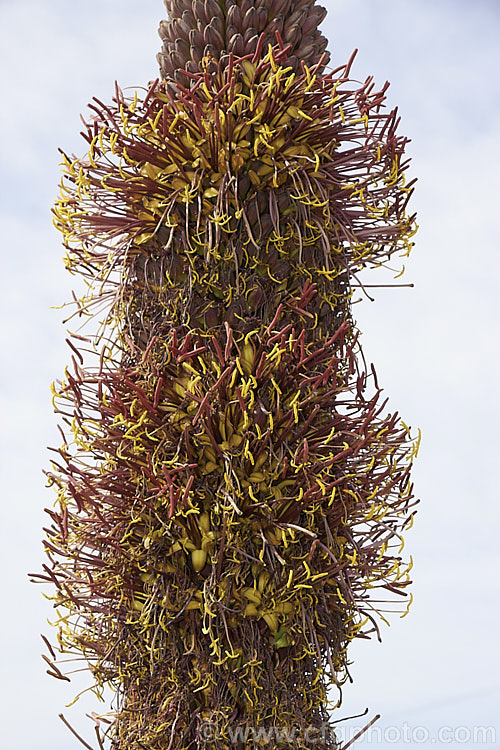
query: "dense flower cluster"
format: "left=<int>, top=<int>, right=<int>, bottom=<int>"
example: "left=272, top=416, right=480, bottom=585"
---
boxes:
left=36, top=7, right=418, bottom=749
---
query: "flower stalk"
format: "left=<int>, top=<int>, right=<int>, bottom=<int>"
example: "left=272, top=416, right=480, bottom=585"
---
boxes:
left=35, top=3, right=418, bottom=748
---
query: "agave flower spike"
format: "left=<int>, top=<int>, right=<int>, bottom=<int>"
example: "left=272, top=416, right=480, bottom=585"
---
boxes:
left=35, top=2, right=418, bottom=748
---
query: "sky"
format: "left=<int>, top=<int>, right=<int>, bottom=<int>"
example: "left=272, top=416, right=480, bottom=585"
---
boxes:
left=0, top=0, right=499, bottom=748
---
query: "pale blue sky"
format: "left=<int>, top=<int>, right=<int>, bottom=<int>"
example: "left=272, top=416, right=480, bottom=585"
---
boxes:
left=1, top=1, right=499, bottom=748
